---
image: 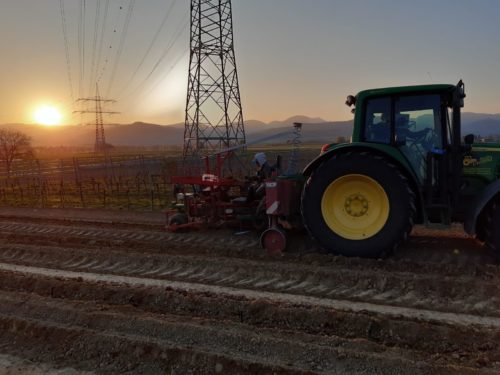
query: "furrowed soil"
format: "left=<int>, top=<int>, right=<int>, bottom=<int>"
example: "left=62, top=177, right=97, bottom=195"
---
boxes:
left=0, top=207, right=499, bottom=374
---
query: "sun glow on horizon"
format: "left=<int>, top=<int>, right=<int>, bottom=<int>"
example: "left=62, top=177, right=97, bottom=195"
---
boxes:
left=33, top=105, right=62, bottom=126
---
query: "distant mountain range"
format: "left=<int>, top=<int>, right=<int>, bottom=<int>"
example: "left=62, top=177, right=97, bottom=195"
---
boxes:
left=1, top=112, right=500, bottom=147
left=462, top=116, right=500, bottom=136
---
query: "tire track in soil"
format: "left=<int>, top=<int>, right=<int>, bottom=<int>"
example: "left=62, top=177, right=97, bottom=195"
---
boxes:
left=0, top=242, right=498, bottom=318
left=0, top=217, right=499, bottom=373
left=0, top=220, right=498, bottom=271
left=0, top=270, right=498, bottom=375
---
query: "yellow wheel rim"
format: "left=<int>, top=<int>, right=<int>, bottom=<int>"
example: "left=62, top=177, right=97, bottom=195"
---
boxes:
left=321, top=174, right=390, bottom=240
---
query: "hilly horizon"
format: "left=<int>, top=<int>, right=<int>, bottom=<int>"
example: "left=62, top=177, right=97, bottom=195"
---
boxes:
left=2, top=112, right=500, bottom=147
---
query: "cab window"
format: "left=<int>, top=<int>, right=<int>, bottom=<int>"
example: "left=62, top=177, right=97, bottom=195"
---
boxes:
left=394, top=94, right=442, bottom=151
left=394, top=94, right=442, bottom=181
left=364, top=97, right=391, bottom=144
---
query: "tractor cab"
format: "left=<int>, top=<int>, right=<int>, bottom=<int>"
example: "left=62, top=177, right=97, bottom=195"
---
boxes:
left=348, top=81, right=467, bottom=225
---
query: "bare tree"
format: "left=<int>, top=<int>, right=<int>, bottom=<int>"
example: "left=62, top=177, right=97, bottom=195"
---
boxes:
left=0, top=129, right=33, bottom=177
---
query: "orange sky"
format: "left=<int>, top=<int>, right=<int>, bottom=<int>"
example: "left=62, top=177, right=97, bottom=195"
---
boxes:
left=1, top=0, right=500, bottom=126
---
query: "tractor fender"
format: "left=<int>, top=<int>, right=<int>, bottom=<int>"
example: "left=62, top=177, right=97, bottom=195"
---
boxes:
left=302, top=144, right=425, bottom=222
left=464, top=179, right=500, bottom=235
left=303, top=143, right=416, bottom=180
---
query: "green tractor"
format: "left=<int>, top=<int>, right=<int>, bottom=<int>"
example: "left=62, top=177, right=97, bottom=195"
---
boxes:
left=301, top=80, right=500, bottom=258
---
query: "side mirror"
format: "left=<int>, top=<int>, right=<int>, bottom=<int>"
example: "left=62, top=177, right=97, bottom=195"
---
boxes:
left=345, top=95, right=356, bottom=107
left=456, top=80, right=466, bottom=108
left=464, top=134, right=474, bottom=145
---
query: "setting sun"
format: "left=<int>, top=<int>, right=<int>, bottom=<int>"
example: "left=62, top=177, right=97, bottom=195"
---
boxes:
left=34, top=106, right=62, bottom=126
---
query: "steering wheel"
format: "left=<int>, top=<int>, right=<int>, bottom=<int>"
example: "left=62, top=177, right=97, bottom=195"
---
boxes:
left=405, top=127, right=435, bottom=150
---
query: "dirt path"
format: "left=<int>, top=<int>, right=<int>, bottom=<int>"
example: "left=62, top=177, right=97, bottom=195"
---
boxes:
left=0, top=207, right=499, bottom=373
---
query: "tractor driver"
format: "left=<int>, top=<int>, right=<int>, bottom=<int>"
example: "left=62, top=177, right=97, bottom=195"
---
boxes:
left=253, top=152, right=272, bottom=180
left=246, top=152, right=272, bottom=202
left=367, top=111, right=391, bottom=143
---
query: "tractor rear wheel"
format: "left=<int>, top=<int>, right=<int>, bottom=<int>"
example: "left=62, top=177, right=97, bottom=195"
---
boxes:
left=484, top=200, right=500, bottom=256
left=301, top=152, right=415, bottom=258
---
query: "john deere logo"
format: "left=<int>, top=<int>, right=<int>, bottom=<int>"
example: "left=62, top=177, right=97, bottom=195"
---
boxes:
left=463, top=156, right=478, bottom=167
left=463, top=155, right=493, bottom=167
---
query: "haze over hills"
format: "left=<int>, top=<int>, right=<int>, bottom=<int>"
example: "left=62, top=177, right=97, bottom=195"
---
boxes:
left=1, top=112, right=500, bottom=147
left=461, top=112, right=500, bottom=124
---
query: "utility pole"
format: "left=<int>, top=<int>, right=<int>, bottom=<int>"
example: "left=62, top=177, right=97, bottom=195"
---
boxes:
left=183, top=0, right=246, bottom=159
left=75, top=84, right=119, bottom=153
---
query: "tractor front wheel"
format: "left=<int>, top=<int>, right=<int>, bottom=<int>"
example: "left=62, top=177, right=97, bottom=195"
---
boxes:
left=301, top=152, right=415, bottom=258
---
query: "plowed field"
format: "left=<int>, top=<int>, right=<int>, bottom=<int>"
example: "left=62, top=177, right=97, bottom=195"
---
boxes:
left=0, top=207, right=499, bottom=374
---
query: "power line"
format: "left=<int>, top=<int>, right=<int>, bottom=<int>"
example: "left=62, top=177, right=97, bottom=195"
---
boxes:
left=134, top=48, right=189, bottom=105
left=122, top=11, right=188, bottom=100
left=77, top=0, right=84, bottom=98
left=96, top=1, right=125, bottom=86
left=88, top=0, right=102, bottom=95
left=119, top=0, right=178, bottom=95
left=105, top=0, right=136, bottom=97
left=93, top=0, right=110, bottom=88
left=60, top=1, right=189, bottom=123
left=58, top=0, right=75, bottom=110
left=82, top=0, right=86, bottom=95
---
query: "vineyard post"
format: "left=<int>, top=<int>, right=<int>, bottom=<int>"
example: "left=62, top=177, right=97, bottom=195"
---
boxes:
left=36, top=159, right=43, bottom=207
left=73, top=157, right=85, bottom=208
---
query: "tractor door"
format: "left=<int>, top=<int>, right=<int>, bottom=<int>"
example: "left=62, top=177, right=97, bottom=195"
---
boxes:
left=363, top=93, right=450, bottom=223
left=393, top=94, right=450, bottom=223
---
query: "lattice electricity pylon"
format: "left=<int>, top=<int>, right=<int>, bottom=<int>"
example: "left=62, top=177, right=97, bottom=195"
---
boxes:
left=183, top=0, right=246, bottom=160
left=75, top=84, right=119, bottom=153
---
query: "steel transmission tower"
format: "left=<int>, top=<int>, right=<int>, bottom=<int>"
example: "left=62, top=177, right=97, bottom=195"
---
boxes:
left=183, top=0, right=246, bottom=158
left=75, top=84, right=119, bottom=153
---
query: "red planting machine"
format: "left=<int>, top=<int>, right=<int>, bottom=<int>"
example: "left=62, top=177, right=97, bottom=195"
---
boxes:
left=167, top=123, right=304, bottom=253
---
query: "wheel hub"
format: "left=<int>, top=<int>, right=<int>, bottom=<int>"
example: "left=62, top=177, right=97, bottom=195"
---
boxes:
left=320, top=174, right=390, bottom=240
left=344, top=194, right=369, bottom=217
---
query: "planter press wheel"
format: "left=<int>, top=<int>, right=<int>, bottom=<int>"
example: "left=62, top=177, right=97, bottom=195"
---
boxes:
left=260, top=227, right=287, bottom=254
